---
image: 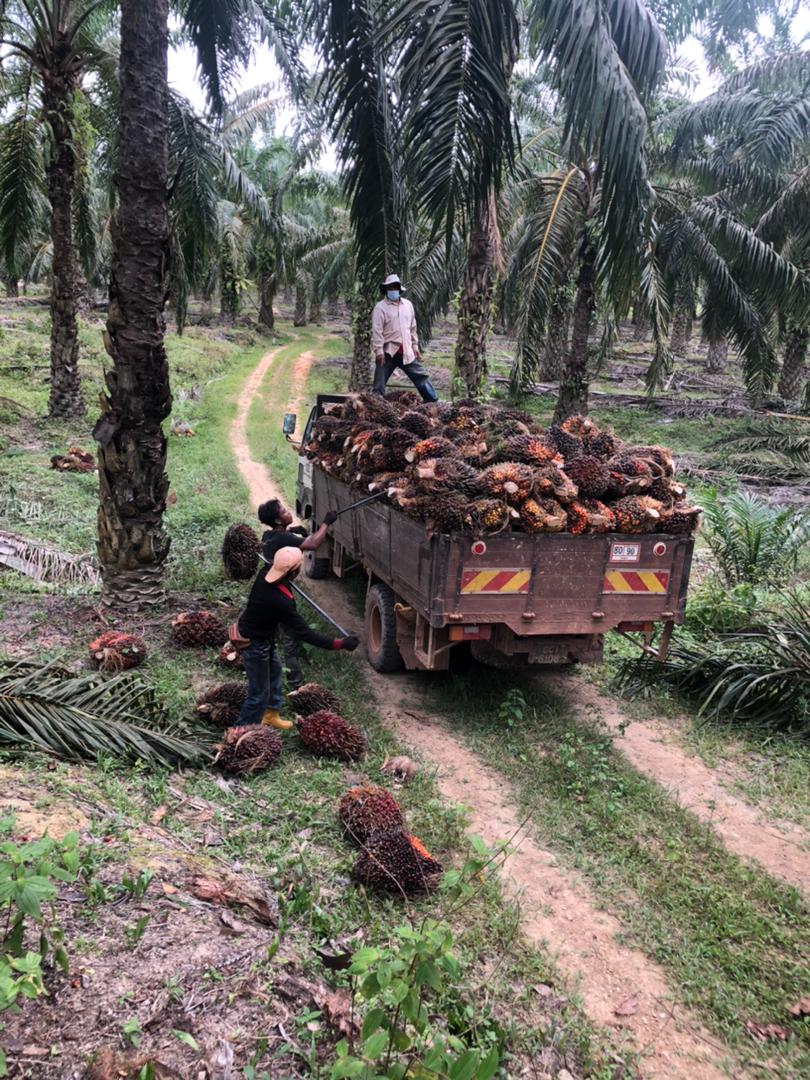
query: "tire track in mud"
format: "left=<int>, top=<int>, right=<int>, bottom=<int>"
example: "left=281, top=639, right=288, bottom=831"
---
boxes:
left=231, top=342, right=746, bottom=1079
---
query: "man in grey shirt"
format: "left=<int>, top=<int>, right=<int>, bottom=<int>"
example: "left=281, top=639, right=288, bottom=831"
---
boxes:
left=371, top=273, right=438, bottom=401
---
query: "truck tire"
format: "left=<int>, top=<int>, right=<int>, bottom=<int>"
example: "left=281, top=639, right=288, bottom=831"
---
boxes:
left=366, top=583, right=404, bottom=673
left=304, top=530, right=331, bottom=579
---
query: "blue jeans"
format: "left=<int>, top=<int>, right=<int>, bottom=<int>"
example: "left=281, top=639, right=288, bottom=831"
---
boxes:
left=238, top=641, right=282, bottom=726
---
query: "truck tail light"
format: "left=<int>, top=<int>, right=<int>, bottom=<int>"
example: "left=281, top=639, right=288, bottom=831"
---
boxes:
left=449, top=624, right=492, bottom=642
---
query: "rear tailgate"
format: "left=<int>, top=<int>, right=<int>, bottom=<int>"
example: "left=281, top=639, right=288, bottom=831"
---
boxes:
left=442, top=532, right=693, bottom=636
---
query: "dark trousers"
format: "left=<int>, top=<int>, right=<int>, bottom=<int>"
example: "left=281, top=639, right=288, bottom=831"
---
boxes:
left=238, top=640, right=280, bottom=725
left=273, top=625, right=304, bottom=691
left=373, top=350, right=438, bottom=402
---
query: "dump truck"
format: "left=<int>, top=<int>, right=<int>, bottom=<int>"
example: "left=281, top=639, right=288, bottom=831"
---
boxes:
left=288, top=394, right=694, bottom=672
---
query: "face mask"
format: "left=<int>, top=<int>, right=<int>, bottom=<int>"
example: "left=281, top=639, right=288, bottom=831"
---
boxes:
left=386, top=289, right=400, bottom=302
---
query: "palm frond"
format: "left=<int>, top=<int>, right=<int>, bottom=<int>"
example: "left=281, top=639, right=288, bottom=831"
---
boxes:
left=0, top=660, right=212, bottom=767
left=0, top=97, right=45, bottom=277
left=0, top=530, right=100, bottom=587
left=176, top=0, right=254, bottom=115
left=712, top=421, right=810, bottom=467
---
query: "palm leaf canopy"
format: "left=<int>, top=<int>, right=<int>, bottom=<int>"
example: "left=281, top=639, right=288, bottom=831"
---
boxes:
left=0, top=660, right=212, bottom=768
left=0, top=93, right=45, bottom=277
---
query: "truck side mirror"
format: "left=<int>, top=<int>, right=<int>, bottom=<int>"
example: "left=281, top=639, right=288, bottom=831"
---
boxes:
left=283, top=413, right=297, bottom=437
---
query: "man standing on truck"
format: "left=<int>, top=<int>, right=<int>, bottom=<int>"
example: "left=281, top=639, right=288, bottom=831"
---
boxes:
left=236, top=545, right=358, bottom=729
left=372, top=273, right=438, bottom=402
left=257, top=498, right=336, bottom=695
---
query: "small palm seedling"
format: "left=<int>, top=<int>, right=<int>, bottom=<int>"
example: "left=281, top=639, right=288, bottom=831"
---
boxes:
left=701, top=489, right=810, bottom=586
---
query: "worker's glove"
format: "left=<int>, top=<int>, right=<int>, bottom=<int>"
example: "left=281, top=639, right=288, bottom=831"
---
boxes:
left=375, top=354, right=385, bottom=364
left=323, top=510, right=338, bottom=526
left=339, top=635, right=360, bottom=652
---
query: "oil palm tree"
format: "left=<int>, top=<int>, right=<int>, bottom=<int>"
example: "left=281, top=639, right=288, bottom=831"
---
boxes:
left=0, top=0, right=116, bottom=418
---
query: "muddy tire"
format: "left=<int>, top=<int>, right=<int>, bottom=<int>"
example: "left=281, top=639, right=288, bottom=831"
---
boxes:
left=365, top=583, right=404, bottom=673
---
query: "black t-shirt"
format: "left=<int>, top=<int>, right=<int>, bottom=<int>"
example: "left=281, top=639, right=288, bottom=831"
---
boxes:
left=239, top=576, right=335, bottom=647
left=261, top=528, right=306, bottom=563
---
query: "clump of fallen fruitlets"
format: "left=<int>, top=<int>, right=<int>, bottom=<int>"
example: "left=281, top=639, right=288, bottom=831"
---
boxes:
left=172, top=611, right=227, bottom=648
left=352, top=829, right=443, bottom=895
left=196, top=683, right=247, bottom=727
left=339, top=784, right=403, bottom=843
left=287, top=682, right=342, bottom=716
left=222, top=523, right=260, bottom=580
left=88, top=631, right=146, bottom=672
left=214, top=726, right=282, bottom=775
left=297, top=710, right=366, bottom=761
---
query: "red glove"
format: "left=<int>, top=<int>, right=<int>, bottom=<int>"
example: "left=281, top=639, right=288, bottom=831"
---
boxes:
left=334, top=635, right=359, bottom=651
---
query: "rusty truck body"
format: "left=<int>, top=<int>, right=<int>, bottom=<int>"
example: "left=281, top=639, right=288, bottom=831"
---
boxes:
left=294, top=394, right=693, bottom=672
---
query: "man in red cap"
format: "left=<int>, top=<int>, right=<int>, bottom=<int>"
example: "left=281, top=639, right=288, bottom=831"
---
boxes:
left=236, top=546, right=358, bottom=729
left=371, top=273, right=438, bottom=401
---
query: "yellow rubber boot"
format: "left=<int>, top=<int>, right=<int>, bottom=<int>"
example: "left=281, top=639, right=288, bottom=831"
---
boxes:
left=261, top=709, right=294, bottom=730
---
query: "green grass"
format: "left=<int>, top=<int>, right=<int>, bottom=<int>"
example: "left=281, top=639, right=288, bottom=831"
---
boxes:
left=413, top=667, right=810, bottom=1079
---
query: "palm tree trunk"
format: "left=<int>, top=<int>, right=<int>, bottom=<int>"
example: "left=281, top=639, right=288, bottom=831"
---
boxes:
left=350, top=285, right=373, bottom=391
left=454, top=196, right=498, bottom=399
left=778, top=327, right=808, bottom=401
left=706, top=337, right=728, bottom=374
left=310, top=294, right=322, bottom=323
left=553, top=237, right=596, bottom=423
left=44, top=73, right=84, bottom=418
left=4, top=276, right=18, bottom=298
left=539, top=285, right=572, bottom=381
left=220, top=258, right=239, bottom=322
left=327, top=291, right=339, bottom=317
left=96, top=0, right=172, bottom=610
left=293, top=282, right=307, bottom=326
left=670, top=285, right=692, bottom=356
left=259, top=269, right=275, bottom=331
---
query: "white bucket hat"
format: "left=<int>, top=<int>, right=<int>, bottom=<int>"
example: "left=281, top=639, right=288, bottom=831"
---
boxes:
left=381, top=273, right=405, bottom=290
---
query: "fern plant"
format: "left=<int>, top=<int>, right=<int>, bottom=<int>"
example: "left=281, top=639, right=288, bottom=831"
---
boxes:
left=0, top=660, right=212, bottom=768
left=700, top=488, right=810, bottom=586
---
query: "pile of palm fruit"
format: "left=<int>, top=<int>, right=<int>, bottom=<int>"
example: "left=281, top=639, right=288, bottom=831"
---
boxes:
left=304, top=393, right=700, bottom=536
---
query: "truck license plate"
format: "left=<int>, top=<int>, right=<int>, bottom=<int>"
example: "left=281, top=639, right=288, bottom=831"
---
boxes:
left=610, top=542, right=640, bottom=563
left=531, top=643, right=568, bottom=664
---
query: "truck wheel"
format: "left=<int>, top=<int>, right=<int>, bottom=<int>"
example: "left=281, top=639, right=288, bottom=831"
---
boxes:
left=304, top=535, right=331, bottom=579
left=366, top=583, right=404, bottom=673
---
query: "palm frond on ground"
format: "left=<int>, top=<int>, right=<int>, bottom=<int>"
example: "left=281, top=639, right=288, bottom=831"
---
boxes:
left=700, top=488, right=810, bottom=586
left=0, top=660, right=211, bottom=768
left=0, top=531, right=100, bottom=587
left=616, top=592, right=810, bottom=732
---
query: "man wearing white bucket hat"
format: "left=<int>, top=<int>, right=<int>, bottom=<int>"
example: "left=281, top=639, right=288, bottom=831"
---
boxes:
left=371, top=273, right=438, bottom=401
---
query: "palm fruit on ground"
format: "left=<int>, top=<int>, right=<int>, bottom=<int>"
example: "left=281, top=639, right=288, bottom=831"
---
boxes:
left=298, top=710, right=366, bottom=761
left=88, top=631, right=147, bottom=672
left=404, top=436, right=459, bottom=464
left=171, top=611, right=228, bottom=648
left=197, top=683, right=247, bottom=727
left=502, top=434, right=562, bottom=467
left=532, top=465, right=578, bottom=505
left=548, top=424, right=584, bottom=461
left=218, top=642, right=245, bottom=669
left=659, top=505, right=701, bottom=535
left=564, top=455, right=610, bottom=499
left=586, top=428, right=620, bottom=460
left=566, top=500, right=590, bottom=535
left=581, top=499, right=616, bottom=533
left=470, top=498, right=516, bottom=534
left=222, top=523, right=260, bottom=581
left=476, top=462, right=534, bottom=505
left=352, top=829, right=443, bottom=895
left=287, top=682, right=342, bottom=716
left=612, top=496, right=662, bottom=533
left=400, top=409, right=434, bottom=437
left=338, top=784, right=404, bottom=843
left=214, top=725, right=282, bottom=775
left=519, top=497, right=566, bottom=533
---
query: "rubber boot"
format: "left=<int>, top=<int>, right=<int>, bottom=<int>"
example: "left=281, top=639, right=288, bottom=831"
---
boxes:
left=262, top=709, right=293, bottom=730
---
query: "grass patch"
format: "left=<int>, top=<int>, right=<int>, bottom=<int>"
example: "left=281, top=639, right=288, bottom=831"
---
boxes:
left=417, top=667, right=810, bottom=1078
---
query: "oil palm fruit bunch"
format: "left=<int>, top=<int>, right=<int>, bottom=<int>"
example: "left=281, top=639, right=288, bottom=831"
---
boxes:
left=532, top=465, right=578, bottom=504
left=339, top=784, right=404, bottom=843
left=171, top=611, right=228, bottom=648
left=477, top=462, right=534, bottom=505
left=612, top=496, right=662, bottom=533
left=585, top=428, right=620, bottom=460
left=519, top=497, right=566, bottom=533
left=502, top=434, right=561, bottom=467
left=288, top=682, right=342, bottom=716
left=196, top=683, right=247, bottom=727
left=219, top=642, right=245, bottom=669
left=387, top=389, right=420, bottom=406
left=564, top=455, right=610, bottom=499
left=649, top=475, right=686, bottom=506
left=561, top=415, right=596, bottom=438
left=626, top=444, right=674, bottom=477
left=470, top=498, right=517, bottom=534
left=352, top=829, right=443, bottom=895
left=565, top=501, right=590, bottom=535
left=51, top=446, right=95, bottom=472
left=354, top=392, right=400, bottom=427
left=297, top=710, right=366, bottom=761
left=413, top=457, right=480, bottom=496
left=400, top=409, right=434, bottom=437
left=606, top=456, right=653, bottom=496
left=404, top=436, right=459, bottom=464
left=581, top=499, right=616, bottom=533
left=88, top=631, right=147, bottom=672
left=222, top=523, right=260, bottom=581
left=214, top=726, right=282, bottom=775
left=425, top=493, right=472, bottom=534
left=659, top=505, right=701, bottom=535
left=548, top=423, right=584, bottom=462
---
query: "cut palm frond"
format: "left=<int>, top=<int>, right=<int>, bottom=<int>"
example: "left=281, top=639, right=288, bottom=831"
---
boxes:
left=0, top=660, right=212, bottom=768
left=713, top=421, right=810, bottom=467
left=0, top=531, right=100, bottom=587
